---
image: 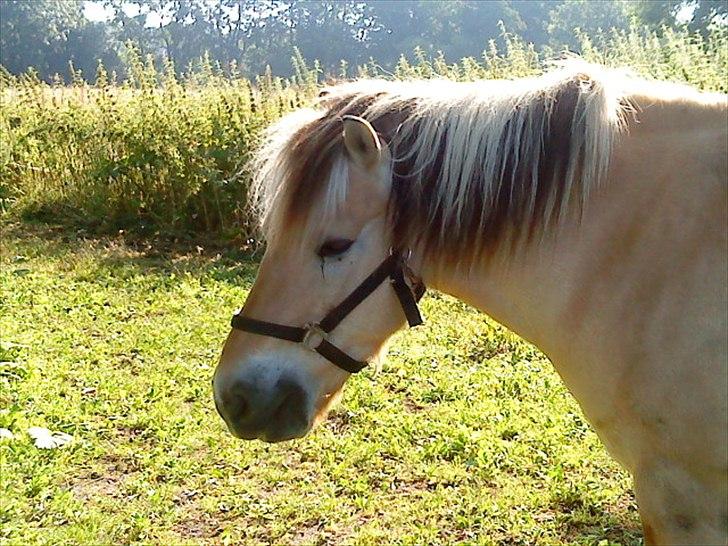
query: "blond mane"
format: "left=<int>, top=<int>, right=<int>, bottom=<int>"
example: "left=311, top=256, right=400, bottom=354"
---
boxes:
left=251, top=62, right=630, bottom=263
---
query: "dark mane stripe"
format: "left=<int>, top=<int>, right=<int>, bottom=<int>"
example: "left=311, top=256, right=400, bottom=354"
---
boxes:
left=251, top=64, right=626, bottom=264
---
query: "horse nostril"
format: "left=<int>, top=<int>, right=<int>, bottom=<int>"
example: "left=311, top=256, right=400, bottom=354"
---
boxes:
left=229, top=394, right=249, bottom=421
left=215, top=374, right=310, bottom=441
left=273, top=378, right=307, bottom=423
left=220, top=380, right=254, bottom=422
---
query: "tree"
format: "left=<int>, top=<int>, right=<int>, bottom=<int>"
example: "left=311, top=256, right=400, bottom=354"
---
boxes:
left=364, top=1, right=524, bottom=66
left=3, top=0, right=724, bottom=81
left=509, top=1, right=553, bottom=46
left=0, top=0, right=120, bottom=81
left=1, top=0, right=82, bottom=76
left=285, top=2, right=376, bottom=71
left=689, top=0, right=728, bottom=34
left=629, top=1, right=728, bottom=34
left=546, top=0, right=634, bottom=49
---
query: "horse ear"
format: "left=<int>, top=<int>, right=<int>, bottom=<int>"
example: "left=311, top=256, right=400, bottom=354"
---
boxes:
left=342, top=115, right=382, bottom=170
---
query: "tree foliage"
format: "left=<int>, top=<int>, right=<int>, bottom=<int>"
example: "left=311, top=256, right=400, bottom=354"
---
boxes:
left=0, top=0, right=119, bottom=79
left=1, top=0, right=726, bottom=81
left=546, top=0, right=634, bottom=49
left=631, top=0, right=727, bottom=33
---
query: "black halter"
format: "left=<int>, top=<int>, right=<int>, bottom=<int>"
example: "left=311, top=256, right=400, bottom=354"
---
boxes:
left=230, top=250, right=425, bottom=374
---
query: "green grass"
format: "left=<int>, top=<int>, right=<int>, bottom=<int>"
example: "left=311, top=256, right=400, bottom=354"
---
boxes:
left=3, top=24, right=724, bottom=545
left=1, top=224, right=642, bottom=545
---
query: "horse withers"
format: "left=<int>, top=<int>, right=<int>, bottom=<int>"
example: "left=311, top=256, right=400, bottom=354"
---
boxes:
left=213, top=64, right=728, bottom=545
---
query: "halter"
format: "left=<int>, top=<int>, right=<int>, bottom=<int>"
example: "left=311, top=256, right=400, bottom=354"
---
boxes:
left=230, top=250, right=425, bottom=373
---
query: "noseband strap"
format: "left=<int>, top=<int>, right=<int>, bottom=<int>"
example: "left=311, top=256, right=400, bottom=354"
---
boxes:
left=230, top=251, right=425, bottom=374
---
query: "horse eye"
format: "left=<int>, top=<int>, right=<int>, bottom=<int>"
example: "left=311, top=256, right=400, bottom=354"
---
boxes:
left=317, top=238, right=354, bottom=258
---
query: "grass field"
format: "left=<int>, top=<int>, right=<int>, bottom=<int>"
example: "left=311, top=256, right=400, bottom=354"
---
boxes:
left=3, top=22, right=726, bottom=546
left=1, top=223, right=642, bottom=545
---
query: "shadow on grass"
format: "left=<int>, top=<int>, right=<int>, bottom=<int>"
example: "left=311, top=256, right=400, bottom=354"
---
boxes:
left=547, top=483, right=643, bottom=545
left=2, top=220, right=261, bottom=286
left=557, top=506, right=643, bottom=545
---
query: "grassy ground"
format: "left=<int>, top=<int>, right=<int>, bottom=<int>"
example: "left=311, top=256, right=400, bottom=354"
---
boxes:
left=1, top=224, right=642, bottom=545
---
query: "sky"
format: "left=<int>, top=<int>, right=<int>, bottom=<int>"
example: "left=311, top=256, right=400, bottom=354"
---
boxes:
left=83, top=1, right=115, bottom=22
left=82, top=1, right=699, bottom=27
left=83, top=1, right=165, bottom=27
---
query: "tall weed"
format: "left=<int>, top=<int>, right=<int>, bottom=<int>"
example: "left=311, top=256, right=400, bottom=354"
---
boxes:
left=1, top=27, right=725, bottom=239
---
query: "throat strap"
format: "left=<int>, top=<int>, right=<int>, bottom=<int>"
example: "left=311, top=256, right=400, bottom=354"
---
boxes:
left=390, top=264, right=424, bottom=327
left=230, top=250, right=425, bottom=374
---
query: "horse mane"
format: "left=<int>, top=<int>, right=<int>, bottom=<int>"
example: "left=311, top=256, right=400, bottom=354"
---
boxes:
left=251, top=61, right=629, bottom=264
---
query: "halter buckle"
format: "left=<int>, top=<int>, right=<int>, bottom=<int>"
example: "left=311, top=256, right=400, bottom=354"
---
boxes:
left=393, top=249, right=423, bottom=294
left=302, top=323, right=327, bottom=351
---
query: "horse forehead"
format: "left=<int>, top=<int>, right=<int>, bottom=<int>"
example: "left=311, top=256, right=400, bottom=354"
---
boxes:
left=278, top=163, right=389, bottom=239
left=346, top=177, right=389, bottom=222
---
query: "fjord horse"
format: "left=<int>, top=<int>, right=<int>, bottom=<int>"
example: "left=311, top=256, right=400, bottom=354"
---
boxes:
left=213, top=64, right=728, bottom=544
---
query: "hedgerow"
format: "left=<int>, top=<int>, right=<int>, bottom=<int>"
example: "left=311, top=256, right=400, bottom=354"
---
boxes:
left=1, top=25, right=725, bottom=239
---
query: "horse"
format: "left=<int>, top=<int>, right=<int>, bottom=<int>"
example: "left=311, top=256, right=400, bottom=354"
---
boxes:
left=212, top=62, right=728, bottom=545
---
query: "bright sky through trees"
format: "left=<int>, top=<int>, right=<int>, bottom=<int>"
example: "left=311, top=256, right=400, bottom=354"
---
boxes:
left=4, top=0, right=725, bottom=83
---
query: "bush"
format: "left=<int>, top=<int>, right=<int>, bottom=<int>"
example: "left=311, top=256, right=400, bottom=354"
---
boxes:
left=0, top=47, right=318, bottom=239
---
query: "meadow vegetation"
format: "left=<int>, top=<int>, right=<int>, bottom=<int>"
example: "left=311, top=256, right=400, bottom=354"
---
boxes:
left=2, top=25, right=726, bottom=239
left=2, top=224, right=640, bottom=545
left=1, top=24, right=726, bottom=545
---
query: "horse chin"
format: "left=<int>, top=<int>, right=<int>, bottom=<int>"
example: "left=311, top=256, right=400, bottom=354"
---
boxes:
left=312, top=389, right=345, bottom=427
left=228, top=420, right=312, bottom=443
left=259, top=427, right=309, bottom=443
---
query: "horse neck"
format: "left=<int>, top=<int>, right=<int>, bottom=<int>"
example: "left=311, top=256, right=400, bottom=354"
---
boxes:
left=415, top=88, right=727, bottom=366
left=417, top=239, right=573, bottom=359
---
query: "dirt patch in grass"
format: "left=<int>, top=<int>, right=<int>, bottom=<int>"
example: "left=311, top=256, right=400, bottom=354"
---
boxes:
left=173, top=507, right=225, bottom=542
left=70, top=469, right=128, bottom=503
left=402, top=397, right=426, bottom=412
left=67, top=454, right=141, bottom=503
left=287, top=517, right=331, bottom=545
left=323, top=409, right=353, bottom=435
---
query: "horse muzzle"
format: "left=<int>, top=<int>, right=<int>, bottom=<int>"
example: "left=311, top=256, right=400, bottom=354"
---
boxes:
left=213, top=373, right=311, bottom=442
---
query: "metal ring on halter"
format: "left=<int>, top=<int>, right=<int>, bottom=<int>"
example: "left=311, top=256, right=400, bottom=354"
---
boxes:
left=302, top=323, right=327, bottom=352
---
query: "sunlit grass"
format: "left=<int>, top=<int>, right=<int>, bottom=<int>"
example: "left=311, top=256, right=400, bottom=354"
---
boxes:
left=1, top=224, right=641, bottom=545
left=4, top=23, right=723, bottom=544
